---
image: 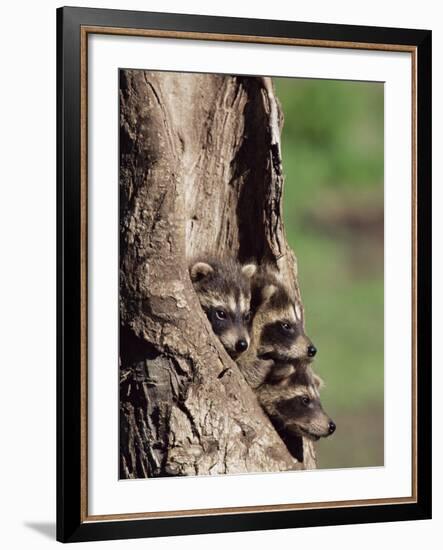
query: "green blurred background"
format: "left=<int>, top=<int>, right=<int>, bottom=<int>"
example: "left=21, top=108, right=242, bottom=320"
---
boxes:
left=274, top=78, right=384, bottom=469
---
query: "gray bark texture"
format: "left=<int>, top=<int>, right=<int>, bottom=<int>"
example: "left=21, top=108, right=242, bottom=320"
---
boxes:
left=119, top=70, right=316, bottom=479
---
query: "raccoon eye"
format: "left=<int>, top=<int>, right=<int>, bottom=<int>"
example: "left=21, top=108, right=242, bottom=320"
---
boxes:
left=244, top=311, right=252, bottom=322
left=301, top=396, right=311, bottom=406
left=215, top=309, right=227, bottom=320
left=280, top=322, right=291, bottom=332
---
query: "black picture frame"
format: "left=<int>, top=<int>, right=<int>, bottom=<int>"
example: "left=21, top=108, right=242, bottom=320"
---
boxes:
left=57, top=6, right=432, bottom=543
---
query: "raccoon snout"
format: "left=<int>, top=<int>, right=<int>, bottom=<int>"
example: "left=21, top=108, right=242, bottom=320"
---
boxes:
left=307, top=344, right=317, bottom=358
left=328, top=420, right=336, bottom=435
left=235, top=339, right=248, bottom=353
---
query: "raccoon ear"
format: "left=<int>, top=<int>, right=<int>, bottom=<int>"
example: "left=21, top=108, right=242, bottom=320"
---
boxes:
left=261, top=284, right=277, bottom=302
left=190, top=262, right=214, bottom=282
left=313, top=373, right=325, bottom=390
left=241, top=263, right=257, bottom=279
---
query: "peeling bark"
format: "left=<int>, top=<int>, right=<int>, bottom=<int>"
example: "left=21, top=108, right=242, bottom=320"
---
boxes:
left=119, top=70, right=316, bottom=478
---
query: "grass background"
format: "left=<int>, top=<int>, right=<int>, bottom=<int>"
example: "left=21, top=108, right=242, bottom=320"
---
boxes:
left=273, top=78, right=384, bottom=469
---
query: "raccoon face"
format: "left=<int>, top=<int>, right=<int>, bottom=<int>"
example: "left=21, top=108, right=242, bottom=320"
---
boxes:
left=259, top=366, right=336, bottom=441
left=259, top=318, right=316, bottom=362
left=189, top=257, right=256, bottom=358
left=205, top=305, right=252, bottom=358
left=256, top=283, right=317, bottom=364
left=274, top=391, right=335, bottom=441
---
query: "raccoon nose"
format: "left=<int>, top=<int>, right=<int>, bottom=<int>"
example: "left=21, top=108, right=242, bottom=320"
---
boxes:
left=307, top=345, right=317, bottom=358
left=328, top=421, right=336, bottom=434
left=236, top=339, right=248, bottom=353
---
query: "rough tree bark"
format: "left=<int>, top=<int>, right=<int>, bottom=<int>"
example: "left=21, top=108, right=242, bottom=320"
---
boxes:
left=119, top=70, right=316, bottom=479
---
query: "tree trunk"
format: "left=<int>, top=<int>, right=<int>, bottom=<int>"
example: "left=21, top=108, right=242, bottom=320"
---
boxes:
left=119, top=70, right=316, bottom=479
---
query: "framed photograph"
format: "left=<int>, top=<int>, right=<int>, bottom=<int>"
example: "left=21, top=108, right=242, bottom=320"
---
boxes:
left=57, top=6, right=432, bottom=543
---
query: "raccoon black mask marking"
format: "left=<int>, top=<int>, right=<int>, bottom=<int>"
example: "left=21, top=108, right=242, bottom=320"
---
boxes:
left=261, top=320, right=303, bottom=350
left=189, top=256, right=256, bottom=358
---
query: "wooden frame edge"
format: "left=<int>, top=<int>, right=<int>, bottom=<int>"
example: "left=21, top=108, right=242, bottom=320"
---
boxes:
left=84, top=496, right=416, bottom=524
left=82, top=25, right=417, bottom=52
left=80, top=25, right=89, bottom=524
left=76, top=22, right=422, bottom=527
left=411, top=48, right=418, bottom=503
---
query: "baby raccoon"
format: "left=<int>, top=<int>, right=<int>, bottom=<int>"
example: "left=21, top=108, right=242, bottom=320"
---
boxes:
left=189, top=256, right=256, bottom=359
left=257, top=363, right=336, bottom=459
left=234, top=265, right=334, bottom=459
left=237, top=266, right=317, bottom=389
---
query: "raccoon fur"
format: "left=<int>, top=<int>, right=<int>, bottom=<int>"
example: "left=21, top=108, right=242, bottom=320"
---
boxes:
left=237, top=265, right=317, bottom=389
left=257, top=362, right=336, bottom=461
left=189, top=256, right=256, bottom=358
